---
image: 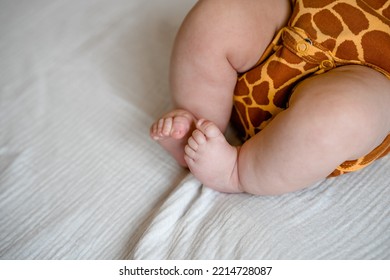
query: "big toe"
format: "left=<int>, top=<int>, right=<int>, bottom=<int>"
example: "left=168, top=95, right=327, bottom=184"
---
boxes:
left=196, top=119, right=222, bottom=138
left=171, top=115, right=192, bottom=139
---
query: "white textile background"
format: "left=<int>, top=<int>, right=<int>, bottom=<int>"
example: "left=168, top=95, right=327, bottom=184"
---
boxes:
left=0, top=0, right=389, bottom=260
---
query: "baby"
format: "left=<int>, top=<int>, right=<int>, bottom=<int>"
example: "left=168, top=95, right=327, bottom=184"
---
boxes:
left=150, top=0, right=390, bottom=195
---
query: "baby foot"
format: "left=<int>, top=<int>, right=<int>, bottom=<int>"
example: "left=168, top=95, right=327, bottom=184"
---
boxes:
left=150, top=109, right=196, bottom=166
left=184, top=119, right=242, bottom=193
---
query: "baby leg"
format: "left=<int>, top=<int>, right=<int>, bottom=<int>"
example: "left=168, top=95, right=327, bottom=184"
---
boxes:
left=150, top=0, right=291, bottom=166
left=187, top=66, right=390, bottom=195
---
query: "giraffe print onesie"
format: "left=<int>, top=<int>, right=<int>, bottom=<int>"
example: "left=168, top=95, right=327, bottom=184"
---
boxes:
left=232, top=0, right=390, bottom=177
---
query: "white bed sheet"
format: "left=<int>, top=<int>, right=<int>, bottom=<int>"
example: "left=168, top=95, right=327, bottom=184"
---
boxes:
left=0, top=0, right=194, bottom=259
left=133, top=168, right=390, bottom=259
left=1, top=0, right=389, bottom=260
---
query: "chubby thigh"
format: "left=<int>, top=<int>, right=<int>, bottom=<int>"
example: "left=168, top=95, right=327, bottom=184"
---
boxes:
left=238, top=65, right=390, bottom=195
left=289, top=65, right=390, bottom=160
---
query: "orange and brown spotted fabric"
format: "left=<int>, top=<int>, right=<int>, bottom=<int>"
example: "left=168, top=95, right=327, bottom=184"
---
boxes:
left=232, top=0, right=390, bottom=176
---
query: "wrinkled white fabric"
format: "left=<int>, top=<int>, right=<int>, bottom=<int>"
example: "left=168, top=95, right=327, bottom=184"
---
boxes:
left=1, top=0, right=389, bottom=260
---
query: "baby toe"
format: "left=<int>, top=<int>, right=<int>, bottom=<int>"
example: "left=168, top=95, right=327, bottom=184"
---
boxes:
left=196, top=119, right=221, bottom=138
left=187, top=136, right=199, bottom=150
left=157, top=118, right=165, bottom=135
left=184, top=144, right=197, bottom=159
left=191, top=129, right=207, bottom=145
left=171, top=115, right=191, bottom=139
left=162, top=117, right=173, bottom=136
left=150, top=122, right=161, bottom=140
